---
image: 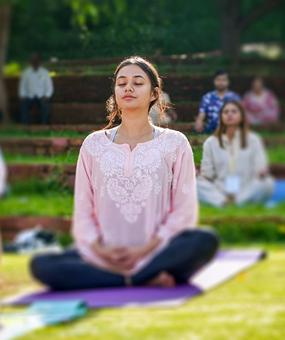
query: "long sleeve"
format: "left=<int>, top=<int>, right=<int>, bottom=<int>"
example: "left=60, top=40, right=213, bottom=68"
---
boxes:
left=252, top=134, right=269, bottom=175
left=0, top=149, right=7, bottom=196
left=199, top=94, right=208, bottom=114
left=155, top=138, right=199, bottom=243
left=200, top=138, right=216, bottom=180
left=45, top=72, right=54, bottom=98
left=18, top=71, right=28, bottom=98
left=72, top=144, right=101, bottom=249
left=267, top=91, right=280, bottom=122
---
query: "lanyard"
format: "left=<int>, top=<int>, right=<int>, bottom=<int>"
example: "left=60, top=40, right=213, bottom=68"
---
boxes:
left=224, top=136, right=239, bottom=174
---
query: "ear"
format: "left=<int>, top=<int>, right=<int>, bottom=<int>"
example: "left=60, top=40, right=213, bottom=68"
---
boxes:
left=150, top=87, right=159, bottom=102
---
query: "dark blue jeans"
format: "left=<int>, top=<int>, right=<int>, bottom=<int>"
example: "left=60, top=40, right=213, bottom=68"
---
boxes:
left=30, top=229, right=219, bottom=291
left=20, top=97, right=50, bottom=124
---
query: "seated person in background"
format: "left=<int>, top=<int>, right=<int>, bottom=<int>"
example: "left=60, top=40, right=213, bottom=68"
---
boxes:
left=0, top=147, right=7, bottom=198
left=149, top=91, right=177, bottom=125
left=243, top=76, right=280, bottom=125
left=197, top=100, right=274, bottom=207
left=195, top=70, right=240, bottom=134
left=19, top=53, right=54, bottom=124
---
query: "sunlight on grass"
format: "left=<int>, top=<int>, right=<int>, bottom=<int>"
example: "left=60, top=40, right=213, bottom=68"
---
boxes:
left=1, top=249, right=284, bottom=340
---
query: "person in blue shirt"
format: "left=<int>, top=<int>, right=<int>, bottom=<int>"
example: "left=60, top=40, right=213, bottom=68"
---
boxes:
left=195, top=70, right=240, bottom=133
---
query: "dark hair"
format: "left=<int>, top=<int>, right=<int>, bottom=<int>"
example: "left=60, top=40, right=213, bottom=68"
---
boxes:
left=251, top=76, right=264, bottom=85
left=214, top=69, right=228, bottom=79
left=105, top=56, right=168, bottom=129
left=214, top=100, right=248, bottom=149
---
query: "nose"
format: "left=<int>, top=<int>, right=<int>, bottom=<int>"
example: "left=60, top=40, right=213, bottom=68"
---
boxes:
left=124, top=81, right=134, bottom=93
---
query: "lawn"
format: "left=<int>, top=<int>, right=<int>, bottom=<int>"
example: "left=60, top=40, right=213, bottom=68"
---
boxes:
left=3, top=144, right=285, bottom=165
left=1, top=185, right=285, bottom=244
left=1, top=245, right=285, bottom=339
left=1, top=183, right=285, bottom=219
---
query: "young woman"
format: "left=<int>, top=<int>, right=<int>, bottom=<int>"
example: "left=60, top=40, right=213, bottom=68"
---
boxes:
left=30, top=56, right=219, bottom=291
left=243, top=76, right=280, bottom=126
left=197, top=100, right=274, bottom=207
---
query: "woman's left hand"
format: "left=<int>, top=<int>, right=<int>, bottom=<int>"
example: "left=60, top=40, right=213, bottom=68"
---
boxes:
left=120, top=237, right=161, bottom=271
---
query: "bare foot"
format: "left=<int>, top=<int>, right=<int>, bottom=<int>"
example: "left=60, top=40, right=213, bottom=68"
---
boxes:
left=147, top=271, right=176, bottom=288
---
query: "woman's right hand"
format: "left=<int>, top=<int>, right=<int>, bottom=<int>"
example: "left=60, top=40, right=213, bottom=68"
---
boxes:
left=92, top=240, right=131, bottom=272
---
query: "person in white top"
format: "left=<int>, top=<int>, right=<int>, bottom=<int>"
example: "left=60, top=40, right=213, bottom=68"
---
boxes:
left=149, top=91, right=177, bottom=125
left=0, top=147, right=7, bottom=198
left=19, top=53, right=54, bottom=124
left=197, top=100, right=274, bottom=207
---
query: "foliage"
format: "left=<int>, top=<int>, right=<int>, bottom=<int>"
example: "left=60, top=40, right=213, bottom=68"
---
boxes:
left=6, top=0, right=285, bottom=61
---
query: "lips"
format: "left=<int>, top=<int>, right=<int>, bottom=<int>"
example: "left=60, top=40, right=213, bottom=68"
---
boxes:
left=122, top=95, right=136, bottom=100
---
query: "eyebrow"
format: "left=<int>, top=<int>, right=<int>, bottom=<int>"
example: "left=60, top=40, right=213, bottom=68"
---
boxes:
left=117, top=75, right=145, bottom=80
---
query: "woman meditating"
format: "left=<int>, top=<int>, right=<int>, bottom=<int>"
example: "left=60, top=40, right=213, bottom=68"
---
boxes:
left=30, top=56, right=219, bottom=290
left=197, top=100, right=274, bottom=207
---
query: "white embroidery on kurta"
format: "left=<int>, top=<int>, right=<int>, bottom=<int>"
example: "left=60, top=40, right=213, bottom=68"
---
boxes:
left=84, top=130, right=185, bottom=223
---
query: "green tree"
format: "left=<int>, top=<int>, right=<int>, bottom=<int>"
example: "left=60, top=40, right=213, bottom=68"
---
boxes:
left=218, top=0, right=285, bottom=64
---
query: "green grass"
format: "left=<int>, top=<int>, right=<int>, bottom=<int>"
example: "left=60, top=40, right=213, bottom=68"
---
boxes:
left=1, top=181, right=285, bottom=219
left=3, top=144, right=285, bottom=165
left=0, top=128, right=89, bottom=138
left=1, top=181, right=285, bottom=243
left=192, top=145, right=285, bottom=165
left=0, top=179, right=73, bottom=216
left=0, top=193, right=73, bottom=217
left=0, top=125, right=284, bottom=139
left=1, top=246, right=285, bottom=339
left=267, top=147, right=285, bottom=164
left=4, top=150, right=79, bottom=165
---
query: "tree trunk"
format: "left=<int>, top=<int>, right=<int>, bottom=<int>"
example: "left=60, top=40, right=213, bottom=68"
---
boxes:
left=219, top=0, right=241, bottom=65
left=219, top=0, right=283, bottom=66
left=0, top=4, right=11, bottom=123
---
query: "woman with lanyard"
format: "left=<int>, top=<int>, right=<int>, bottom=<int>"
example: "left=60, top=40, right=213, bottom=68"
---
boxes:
left=30, top=56, right=218, bottom=290
left=197, top=100, right=274, bottom=207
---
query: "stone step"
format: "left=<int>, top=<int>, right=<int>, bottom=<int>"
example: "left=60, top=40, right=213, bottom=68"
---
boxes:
left=2, top=122, right=285, bottom=134
left=45, top=56, right=285, bottom=68
left=7, top=164, right=285, bottom=187
left=5, top=75, right=285, bottom=123
left=1, top=137, right=82, bottom=155
left=1, top=133, right=284, bottom=156
left=0, top=216, right=70, bottom=241
left=8, top=102, right=206, bottom=124
left=1, top=214, right=285, bottom=241
left=6, top=75, right=285, bottom=102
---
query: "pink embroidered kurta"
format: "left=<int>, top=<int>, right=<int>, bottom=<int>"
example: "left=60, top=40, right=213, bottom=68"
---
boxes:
left=72, top=127, right=198, bottom=274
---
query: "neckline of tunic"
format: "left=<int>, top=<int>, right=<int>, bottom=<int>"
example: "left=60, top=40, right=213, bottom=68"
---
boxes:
left=103, top=125, right=167, bottom=152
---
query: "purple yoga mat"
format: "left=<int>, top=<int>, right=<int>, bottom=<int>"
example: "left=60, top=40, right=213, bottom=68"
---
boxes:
left=13, top=284, right=202, bottom=308
left=10, top=249, right=265, bottom=308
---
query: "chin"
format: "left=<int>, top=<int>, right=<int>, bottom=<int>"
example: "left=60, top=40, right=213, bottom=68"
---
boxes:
left=121, top=105, right=139, bottom=111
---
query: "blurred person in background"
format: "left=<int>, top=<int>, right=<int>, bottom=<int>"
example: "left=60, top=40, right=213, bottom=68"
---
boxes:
left=195, top=70, right=240, bottom=133
left=0, top=147, right=7, bottom=198
left=18, top=53, right=54, bottom=124
left=197, top=100, right=274, bottom=207
left=243, top=76, right=280, bottom=125
left=149, top=91, right=177, bottom=125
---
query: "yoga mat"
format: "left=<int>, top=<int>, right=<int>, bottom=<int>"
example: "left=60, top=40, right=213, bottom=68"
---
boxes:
left=8, top=249, right=265, bottom=308
left=0, top=300, right=87, bottom=340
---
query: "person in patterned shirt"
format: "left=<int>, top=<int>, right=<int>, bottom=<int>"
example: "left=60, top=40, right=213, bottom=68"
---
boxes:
left=195, top=70, right=240, bottom=133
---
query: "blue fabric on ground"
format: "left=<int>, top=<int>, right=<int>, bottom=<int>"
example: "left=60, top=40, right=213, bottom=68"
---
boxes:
left=266, top=180, right=285, bottom=207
